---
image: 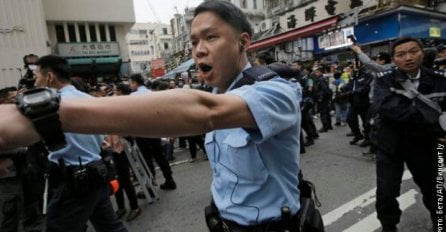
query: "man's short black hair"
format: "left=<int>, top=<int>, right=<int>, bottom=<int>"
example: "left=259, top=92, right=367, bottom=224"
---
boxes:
left=267, top=62, right=295, bottom=80
left=194, top=1, right=252, bottom=37
left=374, top=52, right=391, bottom=64
left=35, top=55, right=71, bottom=82
left=151, top=80, right=169, bottom=91
left=390, top=37, right=424, bottom=57
left=23, top=54, right=38, bottom=66
left=130, top=74, right=145, bottom=86
left=0, top=86, right=17, bottom=104
left=115, top=83, right=132, bottom=95
left=257, top=51, right=275, bottom=65
left=292, top=60, right=302, bottom=65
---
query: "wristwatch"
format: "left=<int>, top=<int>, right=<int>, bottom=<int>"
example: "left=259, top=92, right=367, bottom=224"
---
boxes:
left=16, top=87, right=67, bottom=151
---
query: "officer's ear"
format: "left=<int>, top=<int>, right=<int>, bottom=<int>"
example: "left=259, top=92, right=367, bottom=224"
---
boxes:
left=239, top=33, right=250, bottom=53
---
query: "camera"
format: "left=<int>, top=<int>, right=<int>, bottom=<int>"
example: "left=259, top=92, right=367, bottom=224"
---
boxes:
left=18, top=69, right=36, bottom=89
left=347, top=35, right=357, bottom=44
left=18, top=54, right=39, bottom=90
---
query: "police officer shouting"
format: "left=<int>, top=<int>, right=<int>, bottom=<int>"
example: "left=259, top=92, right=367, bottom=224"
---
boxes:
left=372, top=37, right=446, bottom=232
left=0, top=2, right=302, bottom=232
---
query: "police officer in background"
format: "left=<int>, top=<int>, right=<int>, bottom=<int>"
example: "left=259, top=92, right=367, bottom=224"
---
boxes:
left=32, top=55, right=126, bottom=231
left=372, top=37, right=446, bottom=232
left=128, top=74, right=177, bottom=190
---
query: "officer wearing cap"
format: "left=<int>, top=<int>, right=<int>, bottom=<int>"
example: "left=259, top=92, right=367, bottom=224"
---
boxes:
left=372, top=37, right=446, bottom=232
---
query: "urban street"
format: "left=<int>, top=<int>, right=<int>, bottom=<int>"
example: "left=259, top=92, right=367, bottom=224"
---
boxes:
left=110, top=123, right=435, bottom=232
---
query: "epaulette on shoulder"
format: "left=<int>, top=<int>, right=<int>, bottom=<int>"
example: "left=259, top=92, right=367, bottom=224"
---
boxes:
left=433, top=70, right=446, bottom=78
left=376, top=69, right=395, bottom=78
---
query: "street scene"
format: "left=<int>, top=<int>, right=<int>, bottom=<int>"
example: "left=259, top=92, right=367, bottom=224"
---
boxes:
left=119, top=122, right=435, bottom=232
left=1, top=0, right=446, bottom=232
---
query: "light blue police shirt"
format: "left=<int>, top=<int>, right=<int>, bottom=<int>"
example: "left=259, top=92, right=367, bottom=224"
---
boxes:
left=48, top=85, right=103, bottom=166
left=130, top=85, right=151, bottom=95
left=205, top=64, right=302, bottom=225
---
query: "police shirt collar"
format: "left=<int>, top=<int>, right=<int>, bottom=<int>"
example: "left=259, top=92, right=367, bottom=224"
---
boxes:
left=212, top=63, right=252, bottom=94
left=407, top=69, right=421, bottom=80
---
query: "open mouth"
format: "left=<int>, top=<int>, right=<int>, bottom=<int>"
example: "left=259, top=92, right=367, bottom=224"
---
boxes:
left=199, top=63, right=213, bottom=73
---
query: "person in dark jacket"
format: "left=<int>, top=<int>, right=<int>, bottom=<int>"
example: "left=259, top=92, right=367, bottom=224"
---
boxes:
left=343, top=64, right=373, bottom=145
left=314, top=68, right=333, bottom=132
left=372, top=37, right=446, bottom=232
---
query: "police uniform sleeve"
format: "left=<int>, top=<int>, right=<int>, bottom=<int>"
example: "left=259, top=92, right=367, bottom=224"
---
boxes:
left=229, top=79, right=300, bottom=142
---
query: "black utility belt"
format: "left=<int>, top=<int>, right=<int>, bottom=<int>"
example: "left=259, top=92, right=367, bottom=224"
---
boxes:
left=221, top=215, right=299, bottom=232
left=50, top=159, right=110, bottom=197
left=49, top=160, right=108, bottom=188
left=205, top=200, right=300, bottom=232
left=51, top=160, right=106, bottom=175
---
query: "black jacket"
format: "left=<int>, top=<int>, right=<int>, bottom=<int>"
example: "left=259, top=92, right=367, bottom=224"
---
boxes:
left=371, top=67, right=446, bottom=154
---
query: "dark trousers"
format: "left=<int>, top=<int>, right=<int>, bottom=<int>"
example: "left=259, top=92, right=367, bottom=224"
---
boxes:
left=113, top=152, right=138, bottom=210
left=318, top=100, right=331, bottom=129
left=347, top=106, right=369, bottom=138
left=375, top=140, right=444, bottom=229
left=162, top=143, right=174, bottom=161
left=0, top=177, right=44, bottom=232
left=135, top=138, right=173, bottom=181
left=46, top=180, right=126, bottom=232
left=300, top=130, right=306, bottom=154
left=186, top=135, right=206, bottom=159
left=301, top=108, right=318, bottom=139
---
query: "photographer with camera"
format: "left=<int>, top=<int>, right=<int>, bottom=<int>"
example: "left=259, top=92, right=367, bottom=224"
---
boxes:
left=18, top=54, right=39, bottom=90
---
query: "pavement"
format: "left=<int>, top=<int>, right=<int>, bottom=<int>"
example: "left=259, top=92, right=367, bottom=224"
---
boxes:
left=88, top=118, right=438, bottom=232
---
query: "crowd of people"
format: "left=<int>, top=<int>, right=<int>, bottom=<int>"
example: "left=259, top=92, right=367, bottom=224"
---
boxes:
left=1, top=1, right=446, bottom=232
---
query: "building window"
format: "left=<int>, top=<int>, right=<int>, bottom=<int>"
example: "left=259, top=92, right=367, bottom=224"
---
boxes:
left=162, top=28, right=168, bottom=35
left=55, top=24, right=66, bottom=43
left=164, top=43, right=169, bottom=50
left=89, top=25, right=97, bottom=42
left=129, top=40, right=148, bottom=45
left=109, top=25, right=116, bottom=41
left=67, top=24, right=76, bottom=42
left=241, top=0, right=247, bottom=8
left=253, top=0, right=257, bottom=9
left=99, top=25, right=106, bottom=41
left=78, top=25, right=87, bottom=42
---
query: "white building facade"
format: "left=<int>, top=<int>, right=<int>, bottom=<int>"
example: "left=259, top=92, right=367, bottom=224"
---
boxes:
left=0, top=0, right=135, bottom=88
left=126, top=23, right=174, bottom=76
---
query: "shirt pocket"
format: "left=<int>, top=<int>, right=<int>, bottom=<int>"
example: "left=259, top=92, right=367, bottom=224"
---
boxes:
left=223, top=133, right=268, bottom=182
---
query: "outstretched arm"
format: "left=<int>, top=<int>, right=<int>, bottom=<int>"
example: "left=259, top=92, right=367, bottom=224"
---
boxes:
left=0, top=88, right=255, bottom=151
left=351, top=44, right=388, bottom=72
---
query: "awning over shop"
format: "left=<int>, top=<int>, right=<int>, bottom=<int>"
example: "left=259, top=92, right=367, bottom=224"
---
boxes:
left=162, top=58, right=195, bottom=79
left=248, top=16, right=338, bottom=51
left=66, top=56, right=122, bottom=77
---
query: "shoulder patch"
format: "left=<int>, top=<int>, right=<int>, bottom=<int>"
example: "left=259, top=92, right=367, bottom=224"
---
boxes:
left=434, top=70, right=446, bottom=78
left=376, top=69, right=394, bottom=78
